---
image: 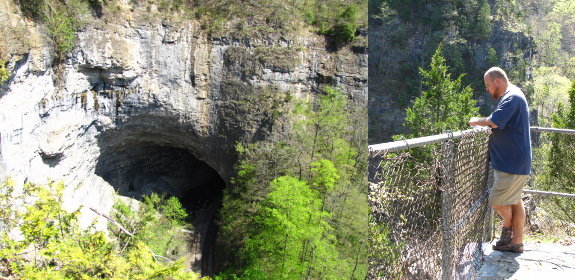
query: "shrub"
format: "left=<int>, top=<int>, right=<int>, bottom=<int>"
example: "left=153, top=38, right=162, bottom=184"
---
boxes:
left=0, top=179, right=201, bottom=279
left=0, top=62, right=9, bottom=83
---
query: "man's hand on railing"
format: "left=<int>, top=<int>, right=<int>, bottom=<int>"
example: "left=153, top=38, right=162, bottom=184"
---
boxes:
left=469, top=117, right=498, bottom=128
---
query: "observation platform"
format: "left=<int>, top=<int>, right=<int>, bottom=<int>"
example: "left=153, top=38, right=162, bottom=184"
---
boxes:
left=476, top=239, right=575, bottom=279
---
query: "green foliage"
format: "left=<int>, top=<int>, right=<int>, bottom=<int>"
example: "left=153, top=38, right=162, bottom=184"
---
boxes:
left=188, top=0, right=366, bottom=42
left=0, top=179, right=200, bottom=279
left=487, top=47, right=499, bottom=67
left=310, top=159, right=339, bottom=195
left=370, top=0, right=398, bottom=25
left=328, top=5, right=359, bottom=46
left=0, top=62, right=9, bottom=83
left=400, top=43, right=478, bottom=138
left=531, top=66, right=572, bottom=127
left=110, top=193, right=190, bottom=260
left=368, top=221, right=404, bottom=279
left=540, top=80, right=575, bottom=226
left=218, top=86, right=367, bottom=278
left=537, top=22, right=562, bottom=66
left=47, top=8, right=77, bottom=59
left=17, top=0, right=90, bottom=60
left=476, top=1, right=492, bottom=39
left=241, top=176, right=339, bottom=279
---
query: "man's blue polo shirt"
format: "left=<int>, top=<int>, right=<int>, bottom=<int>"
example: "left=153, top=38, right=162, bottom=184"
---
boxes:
left=488, top=85, right=532, bottom=175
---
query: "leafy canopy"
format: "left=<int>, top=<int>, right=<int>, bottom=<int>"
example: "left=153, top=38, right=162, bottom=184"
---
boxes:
left=0, top=179, right=201, bottom=279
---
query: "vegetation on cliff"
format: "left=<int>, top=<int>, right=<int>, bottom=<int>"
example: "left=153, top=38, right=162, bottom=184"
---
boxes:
left=0, top=62, right=8, bottom=84
left=217, top=86, right=368, bottom=279
left=368, top=0, right=575, bottom=142
left=0, top=179, right=204, bottom=279
left=398, top=44, right=478, bottom=139
left=538, top=80, right=575, bottom=228
left=8, top=0, right=366, bottom=65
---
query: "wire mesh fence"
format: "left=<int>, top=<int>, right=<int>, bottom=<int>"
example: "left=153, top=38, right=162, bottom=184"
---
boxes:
left=368, top=126, right=575, bottom=279
left=368, top=128, right=492, bottom=280
left=525, top=127, right=575, bottom=238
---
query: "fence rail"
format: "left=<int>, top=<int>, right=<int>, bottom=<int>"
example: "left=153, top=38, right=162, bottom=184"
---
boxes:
left=369, top=129, right=477, bottom=154
left=523, top=189, right=575, bottom=198
left=368, top=126, right=575, bottom=279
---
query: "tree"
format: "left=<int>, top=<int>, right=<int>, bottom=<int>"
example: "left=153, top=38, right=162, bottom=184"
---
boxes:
left=0, top=179, right=200, bottom=279
left=329, top=5, right=359, bottom=46
left=476, top=0, right=492, bottom=39
left=487, top=47, right=499, bottom=67
left=241, top=176, right=339, bottom=279
left=217, top=86, right=368, bottom=279
left=543, top=80, right=575, bottom=225
left=401, top=43, right=478, bottom=138
left=537, top=22, right=562, bottom=66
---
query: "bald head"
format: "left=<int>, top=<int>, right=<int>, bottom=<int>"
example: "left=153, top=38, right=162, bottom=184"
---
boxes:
left=484, top=67, right=509, bottom=100
left=484, top=67, right=509, bottom=83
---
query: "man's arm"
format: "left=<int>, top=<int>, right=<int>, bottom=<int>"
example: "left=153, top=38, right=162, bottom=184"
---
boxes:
left=469, top=117, right=499, bottom=128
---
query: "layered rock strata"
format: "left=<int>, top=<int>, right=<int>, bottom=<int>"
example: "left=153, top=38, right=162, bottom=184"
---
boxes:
left=0, top=11, right=367, bottom=274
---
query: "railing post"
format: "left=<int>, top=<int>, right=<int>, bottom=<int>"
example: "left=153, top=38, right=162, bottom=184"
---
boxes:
left=441, top=138, right=455, bottom=280
left=484, top=166, right=494, bottom=243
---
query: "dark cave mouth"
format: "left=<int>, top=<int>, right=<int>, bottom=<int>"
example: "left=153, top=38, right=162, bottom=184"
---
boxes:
left=95, top=145, right=225, bottom=275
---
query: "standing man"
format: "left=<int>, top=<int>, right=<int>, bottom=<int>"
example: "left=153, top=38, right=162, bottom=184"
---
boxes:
left=469, top=67, right=532, bottom=253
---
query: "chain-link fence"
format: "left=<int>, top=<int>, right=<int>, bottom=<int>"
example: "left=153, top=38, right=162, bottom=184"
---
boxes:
left=525, top=127, right=575, bottom=238
left=368, top=127, right=575, bottom=279
left=368, top=128, right=492, bottom=280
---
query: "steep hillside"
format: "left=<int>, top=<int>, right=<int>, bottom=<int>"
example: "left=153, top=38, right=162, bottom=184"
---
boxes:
left=0, top=0, right=367, bottom=276
left=368, top=0, right=541, bottom=143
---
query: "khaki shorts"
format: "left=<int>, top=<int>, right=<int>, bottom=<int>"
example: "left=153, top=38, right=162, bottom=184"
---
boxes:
left=489, top=170, right=528, bottom=206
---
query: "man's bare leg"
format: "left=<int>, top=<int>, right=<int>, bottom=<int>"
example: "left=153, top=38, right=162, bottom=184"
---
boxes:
left=492, top=204, right=513, bottom=246
left=492, top=204, right=513, bottom=228
left=510, top=199, right=525, bottom=250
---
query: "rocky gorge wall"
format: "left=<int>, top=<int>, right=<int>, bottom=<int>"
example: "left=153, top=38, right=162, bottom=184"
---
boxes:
left=0, top=2, right=367, bottom=273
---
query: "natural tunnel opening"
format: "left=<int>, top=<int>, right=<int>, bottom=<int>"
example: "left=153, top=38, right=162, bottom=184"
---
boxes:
left=95, top=145, right=225, bottom=276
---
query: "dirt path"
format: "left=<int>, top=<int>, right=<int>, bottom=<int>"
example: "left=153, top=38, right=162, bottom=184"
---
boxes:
left=475, top=239, right=575, bottom=279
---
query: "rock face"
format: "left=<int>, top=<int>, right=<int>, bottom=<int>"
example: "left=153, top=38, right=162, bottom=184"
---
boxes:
left=0, top=10, right=367, bottom=274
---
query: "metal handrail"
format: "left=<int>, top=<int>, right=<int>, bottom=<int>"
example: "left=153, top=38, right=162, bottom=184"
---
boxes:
left=369, top=127, right=575, bottom=154
left=368, top=127, right=490, bottom=153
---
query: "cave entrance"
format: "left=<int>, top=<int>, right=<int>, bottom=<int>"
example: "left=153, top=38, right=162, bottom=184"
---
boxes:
left=95, top=145, right=225, bottom=276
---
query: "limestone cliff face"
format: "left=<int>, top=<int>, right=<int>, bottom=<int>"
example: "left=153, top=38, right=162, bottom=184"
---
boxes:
left=0, top=4, right=366, bottom=269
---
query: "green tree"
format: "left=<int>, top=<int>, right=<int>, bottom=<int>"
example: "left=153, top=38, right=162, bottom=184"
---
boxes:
left=17, top=0, right=90, bottom=61
left=310, top=159, right=339, bottom=195
left=531, top=66, right=572, bottom=126
left=328, top=5, right=359, bottom=46
left=0, top=179, right=200, bottom=279
left=476, top=0, right=492, bottom=39
left=537, top=22, right=562, bottom=66
left=217, top=86, right=367, bottom=279
left=110, top=193, right=190, bottom=260
left=542, top=80, right=575, bottom=225
left=487, top=47, right=499, bottom=67
left=293, top=86, right=350, bottom=174
left=401, top=43, right=478, bottom=138
left=241, top=176, right=339, bottom=280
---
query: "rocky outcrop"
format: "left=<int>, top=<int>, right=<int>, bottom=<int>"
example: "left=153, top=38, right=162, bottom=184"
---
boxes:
left=0, top=5, right=367, bottom=274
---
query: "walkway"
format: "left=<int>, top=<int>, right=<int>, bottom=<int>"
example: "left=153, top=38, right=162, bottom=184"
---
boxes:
left=475, top=238, right=575, bottom=279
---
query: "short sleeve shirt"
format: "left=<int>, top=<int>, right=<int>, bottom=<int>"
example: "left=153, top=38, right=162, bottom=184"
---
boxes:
left=488, top=85, right=532, bottom=175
